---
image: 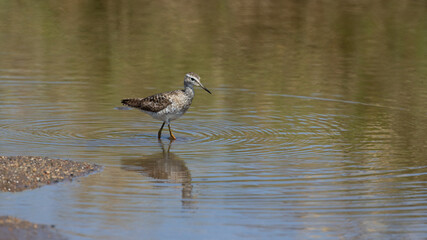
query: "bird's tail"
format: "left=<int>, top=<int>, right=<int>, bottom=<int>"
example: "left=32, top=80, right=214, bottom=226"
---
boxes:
left=121, top=98, right=131, bottom=106
left=121, top=98, right=143, bottom=109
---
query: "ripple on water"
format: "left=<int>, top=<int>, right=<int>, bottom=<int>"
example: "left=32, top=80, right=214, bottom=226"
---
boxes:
left=0, top=108, right=388, bottom=159
left=179, top=111, right=351, bottom=159
left=0, top=117, right=159, bottom=147
left=0, top=86, right=409, bottom=159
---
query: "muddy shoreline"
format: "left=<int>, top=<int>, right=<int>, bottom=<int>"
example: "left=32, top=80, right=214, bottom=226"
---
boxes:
left=0, top=156, right=101, bottom=192
left=0, top=156, right=101, bottom=239
left=0, top=216, right=67, bottom=240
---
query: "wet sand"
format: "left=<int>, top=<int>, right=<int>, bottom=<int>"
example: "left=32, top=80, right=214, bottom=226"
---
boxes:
left=0, top=216, right=67, bottom=240
left=0, top=156, right=101, bottom=239
left=0, top=156, right=101, bottom=192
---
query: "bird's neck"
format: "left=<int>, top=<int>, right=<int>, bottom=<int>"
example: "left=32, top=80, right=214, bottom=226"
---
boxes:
left=184, top=84, right=195, bottom=98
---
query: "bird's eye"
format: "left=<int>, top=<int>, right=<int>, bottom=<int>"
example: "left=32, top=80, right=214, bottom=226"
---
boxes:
left=190, top=77, right=196, bottom=81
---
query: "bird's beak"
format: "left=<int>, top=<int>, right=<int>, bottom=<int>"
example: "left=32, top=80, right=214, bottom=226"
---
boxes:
left=200, top=84, right=212, bottom=94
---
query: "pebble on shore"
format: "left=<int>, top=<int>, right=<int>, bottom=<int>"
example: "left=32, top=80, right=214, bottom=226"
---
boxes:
left=0, top=156, right=101, bottom=192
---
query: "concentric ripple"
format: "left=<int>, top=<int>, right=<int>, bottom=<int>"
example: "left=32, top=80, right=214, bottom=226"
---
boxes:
left=0, top=90, right=400, bottom=159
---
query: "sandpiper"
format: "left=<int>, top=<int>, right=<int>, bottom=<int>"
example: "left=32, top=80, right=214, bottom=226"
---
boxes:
left=121, top=72, right=211, bottom=140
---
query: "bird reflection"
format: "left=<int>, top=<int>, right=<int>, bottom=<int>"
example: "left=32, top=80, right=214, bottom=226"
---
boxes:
left=121, top=139, right=194, bottom=209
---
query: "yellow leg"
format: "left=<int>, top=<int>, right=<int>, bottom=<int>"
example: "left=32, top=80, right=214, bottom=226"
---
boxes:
left=158, top=122, right=165, bottom=139
left=168, top=124, right=176, bottom=140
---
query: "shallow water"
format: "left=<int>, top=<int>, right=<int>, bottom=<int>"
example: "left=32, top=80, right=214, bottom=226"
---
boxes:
left=0, top=1, right=427, bottom=239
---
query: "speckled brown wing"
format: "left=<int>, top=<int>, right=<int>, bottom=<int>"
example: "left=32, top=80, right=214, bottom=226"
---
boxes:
left=121, top=93, right=172, bottom=113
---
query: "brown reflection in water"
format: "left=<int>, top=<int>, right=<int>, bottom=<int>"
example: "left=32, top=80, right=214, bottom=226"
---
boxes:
left=121, top=140, right=194, bottom=209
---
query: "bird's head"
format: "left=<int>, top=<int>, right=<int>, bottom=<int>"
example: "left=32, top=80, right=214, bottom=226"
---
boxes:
left=184, top=72, right=211, bottom=94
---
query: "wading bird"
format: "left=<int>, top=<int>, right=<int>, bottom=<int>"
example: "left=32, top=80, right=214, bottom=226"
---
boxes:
left=121, top=72, right=211, bottom=140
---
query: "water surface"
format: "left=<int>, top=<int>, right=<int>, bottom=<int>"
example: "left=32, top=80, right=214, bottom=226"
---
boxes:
left=0, top=1, right=426, bottom=239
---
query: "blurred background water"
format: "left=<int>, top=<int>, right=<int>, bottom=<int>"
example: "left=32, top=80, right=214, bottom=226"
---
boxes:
left=0, top=0, right=426, bottom=239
